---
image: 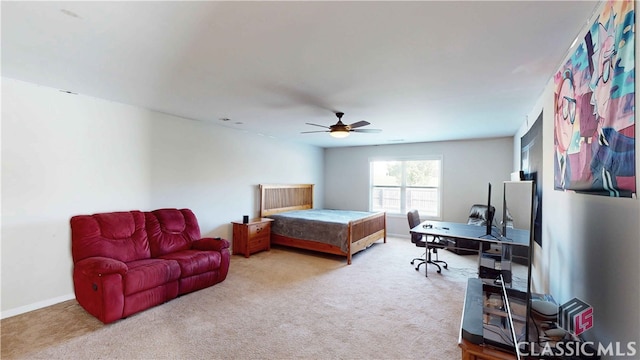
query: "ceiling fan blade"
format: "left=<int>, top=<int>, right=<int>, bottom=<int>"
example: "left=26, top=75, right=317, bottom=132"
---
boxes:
left=348, top=121, right=370, bottom=129
left=351, top=128, right=382, bottom=133
left=301, top=130, right=329, bottom=134
left=305, top=123, right=330, bottom=129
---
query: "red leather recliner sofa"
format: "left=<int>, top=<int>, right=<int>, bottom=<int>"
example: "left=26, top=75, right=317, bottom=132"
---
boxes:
left=71, top=208, right=230, bottom=324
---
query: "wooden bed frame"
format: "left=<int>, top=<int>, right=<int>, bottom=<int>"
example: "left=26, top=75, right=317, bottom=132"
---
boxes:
left=259, top=184, right=386, bottom=264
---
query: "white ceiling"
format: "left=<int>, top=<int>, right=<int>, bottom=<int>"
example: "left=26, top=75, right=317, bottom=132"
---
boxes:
left=2, top=1, right=599, bottom=148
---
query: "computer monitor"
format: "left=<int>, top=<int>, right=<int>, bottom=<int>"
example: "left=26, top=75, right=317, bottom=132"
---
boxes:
left=486, top=182, right=495, bottom=236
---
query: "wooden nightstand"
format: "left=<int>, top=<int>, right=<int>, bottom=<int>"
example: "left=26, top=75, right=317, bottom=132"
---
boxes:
left=232, top=218, right=274, bottom=258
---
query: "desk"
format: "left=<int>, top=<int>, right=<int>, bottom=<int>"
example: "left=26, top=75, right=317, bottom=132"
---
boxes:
left=410, top=221, right=529, bottom=278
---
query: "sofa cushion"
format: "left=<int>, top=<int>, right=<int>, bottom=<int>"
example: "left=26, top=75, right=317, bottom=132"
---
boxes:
left=71, top=211, right=150, bottom=263
left=159, top=250, right=222, bottom=278
left=145, top=209, right=202, bottom=257
left=124, top=258, right=181, bottom=296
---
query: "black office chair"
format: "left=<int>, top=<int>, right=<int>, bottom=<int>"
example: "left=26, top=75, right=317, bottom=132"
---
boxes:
left=407, top=209, right=448, bottom=274
left=447, top=204, right=496, bottom=255
left=467, top=204, right=495, bottom=226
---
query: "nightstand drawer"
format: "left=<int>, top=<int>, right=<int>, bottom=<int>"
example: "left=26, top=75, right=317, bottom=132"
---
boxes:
left=248, top=223, right=270, bottom=238
left=249, top=233, right=270, bottom=252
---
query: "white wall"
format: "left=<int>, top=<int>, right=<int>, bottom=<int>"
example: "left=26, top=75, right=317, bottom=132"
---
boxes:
left=1, top=78, right=323, bottom=317
left=513, top=1, right=640, bottom=350
left=324, top=138, right=514, bottom=236
left=146, top=105, right=325, bottom=236
left=2, top=79, right=154, bottom=315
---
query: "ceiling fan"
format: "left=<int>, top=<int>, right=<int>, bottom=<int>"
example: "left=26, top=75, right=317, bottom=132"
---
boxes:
left=302, top=112, right=382, bottom=138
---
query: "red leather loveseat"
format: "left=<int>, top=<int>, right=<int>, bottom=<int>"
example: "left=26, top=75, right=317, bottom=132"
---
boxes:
left=71, top=208, right=230, bottom=324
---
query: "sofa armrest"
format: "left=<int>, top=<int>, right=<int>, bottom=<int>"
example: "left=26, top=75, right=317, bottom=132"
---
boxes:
left=191, top=237, right=230, bottom=252
left=75, top=256, right=128, bottom=277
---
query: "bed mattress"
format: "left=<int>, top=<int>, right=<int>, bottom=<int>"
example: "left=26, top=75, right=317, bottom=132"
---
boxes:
left=268, top=209, right=378, bottom=252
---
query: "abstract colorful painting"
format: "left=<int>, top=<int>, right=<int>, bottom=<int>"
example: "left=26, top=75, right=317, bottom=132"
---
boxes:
left=554, top=0, right=635, bottom=197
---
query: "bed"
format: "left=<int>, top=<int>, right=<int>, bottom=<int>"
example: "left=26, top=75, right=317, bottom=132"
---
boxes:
left=259, top=184, right=386, bottom=264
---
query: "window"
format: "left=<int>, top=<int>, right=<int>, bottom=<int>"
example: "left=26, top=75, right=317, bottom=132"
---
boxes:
left=370, top=157, right=442, bottom=217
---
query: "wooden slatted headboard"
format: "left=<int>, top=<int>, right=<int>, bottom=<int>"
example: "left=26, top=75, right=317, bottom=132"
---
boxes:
left=259, top=184, right=314, bottom=217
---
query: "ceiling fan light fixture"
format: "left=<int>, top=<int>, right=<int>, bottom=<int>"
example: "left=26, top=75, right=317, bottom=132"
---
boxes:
left=330, top=129, right=350, bottom=138
left=303, top=112, right=379, bottom=138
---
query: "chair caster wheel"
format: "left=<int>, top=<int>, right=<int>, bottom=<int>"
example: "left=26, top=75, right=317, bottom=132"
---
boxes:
left=443, top=264, right=448, bottom=269
left=437, top=269, right=442, bottom=274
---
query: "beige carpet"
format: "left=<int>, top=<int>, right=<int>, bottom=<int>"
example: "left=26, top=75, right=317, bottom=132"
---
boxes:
left=1, top=236, right=495, bottom=359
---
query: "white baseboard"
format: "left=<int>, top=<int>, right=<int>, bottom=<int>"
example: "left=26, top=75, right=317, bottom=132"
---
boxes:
left=1, top=293, right=75, bottom=319
left=387, top=232, right=411, bottom=239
